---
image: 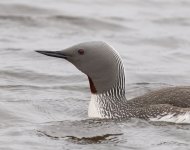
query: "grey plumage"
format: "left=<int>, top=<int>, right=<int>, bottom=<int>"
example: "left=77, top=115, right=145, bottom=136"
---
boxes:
left=36, top=41, right=190, bottom=123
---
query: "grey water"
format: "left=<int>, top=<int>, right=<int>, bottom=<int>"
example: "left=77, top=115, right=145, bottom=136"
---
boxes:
left=0, top=0, right=190, bottom=149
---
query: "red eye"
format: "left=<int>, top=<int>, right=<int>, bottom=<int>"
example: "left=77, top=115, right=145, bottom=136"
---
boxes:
left=78, top=49, right=84, bottom=55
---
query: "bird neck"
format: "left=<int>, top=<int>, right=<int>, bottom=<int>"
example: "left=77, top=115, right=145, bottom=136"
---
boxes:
left=87, top=49, right=126, bottom=95
left=88, top=57, right=126, bottom=118
left=88, top=83, right=126, bottom=118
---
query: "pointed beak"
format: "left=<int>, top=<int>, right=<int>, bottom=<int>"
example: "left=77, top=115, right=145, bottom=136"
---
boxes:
left=35, top=50, right=68, bottom=59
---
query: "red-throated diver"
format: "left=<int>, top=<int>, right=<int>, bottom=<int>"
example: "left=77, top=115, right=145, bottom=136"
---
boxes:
left=36, top=41, right=190, bottom=123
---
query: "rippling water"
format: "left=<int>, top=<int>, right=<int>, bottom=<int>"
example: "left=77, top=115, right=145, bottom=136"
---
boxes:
left=1, top=0, right=190, bottom=149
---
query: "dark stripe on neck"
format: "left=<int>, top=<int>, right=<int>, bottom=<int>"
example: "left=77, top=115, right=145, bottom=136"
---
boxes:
left=88, top=76, right=97, bottom=94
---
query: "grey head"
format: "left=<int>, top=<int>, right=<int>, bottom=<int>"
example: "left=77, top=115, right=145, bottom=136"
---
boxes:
left=36, top=41, right=125, bottom=95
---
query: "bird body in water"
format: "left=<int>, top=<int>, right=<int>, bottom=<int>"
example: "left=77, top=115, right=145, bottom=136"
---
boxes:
left=36, top=41, right=190, bottom=123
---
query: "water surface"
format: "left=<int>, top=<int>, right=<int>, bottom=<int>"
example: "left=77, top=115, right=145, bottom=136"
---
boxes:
left=0, top=0, right=190, bottom=149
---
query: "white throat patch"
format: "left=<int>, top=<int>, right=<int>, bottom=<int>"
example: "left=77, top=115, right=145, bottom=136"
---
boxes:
left=88, top=94, right=102, bottom=118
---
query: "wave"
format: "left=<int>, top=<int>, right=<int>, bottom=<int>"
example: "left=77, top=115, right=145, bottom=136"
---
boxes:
left=0, top=4, right=56, bottom=16
left=0, top=4, right=126, bottom=30
left=38, top=119, right=123, bottom=144
left=47, top=15, right=126, bottom=30
left=0, top=68, right=84, bottom=85
left=0, top=14, right=126, bottom=31
left=153, top=17, right=190, bottom=26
